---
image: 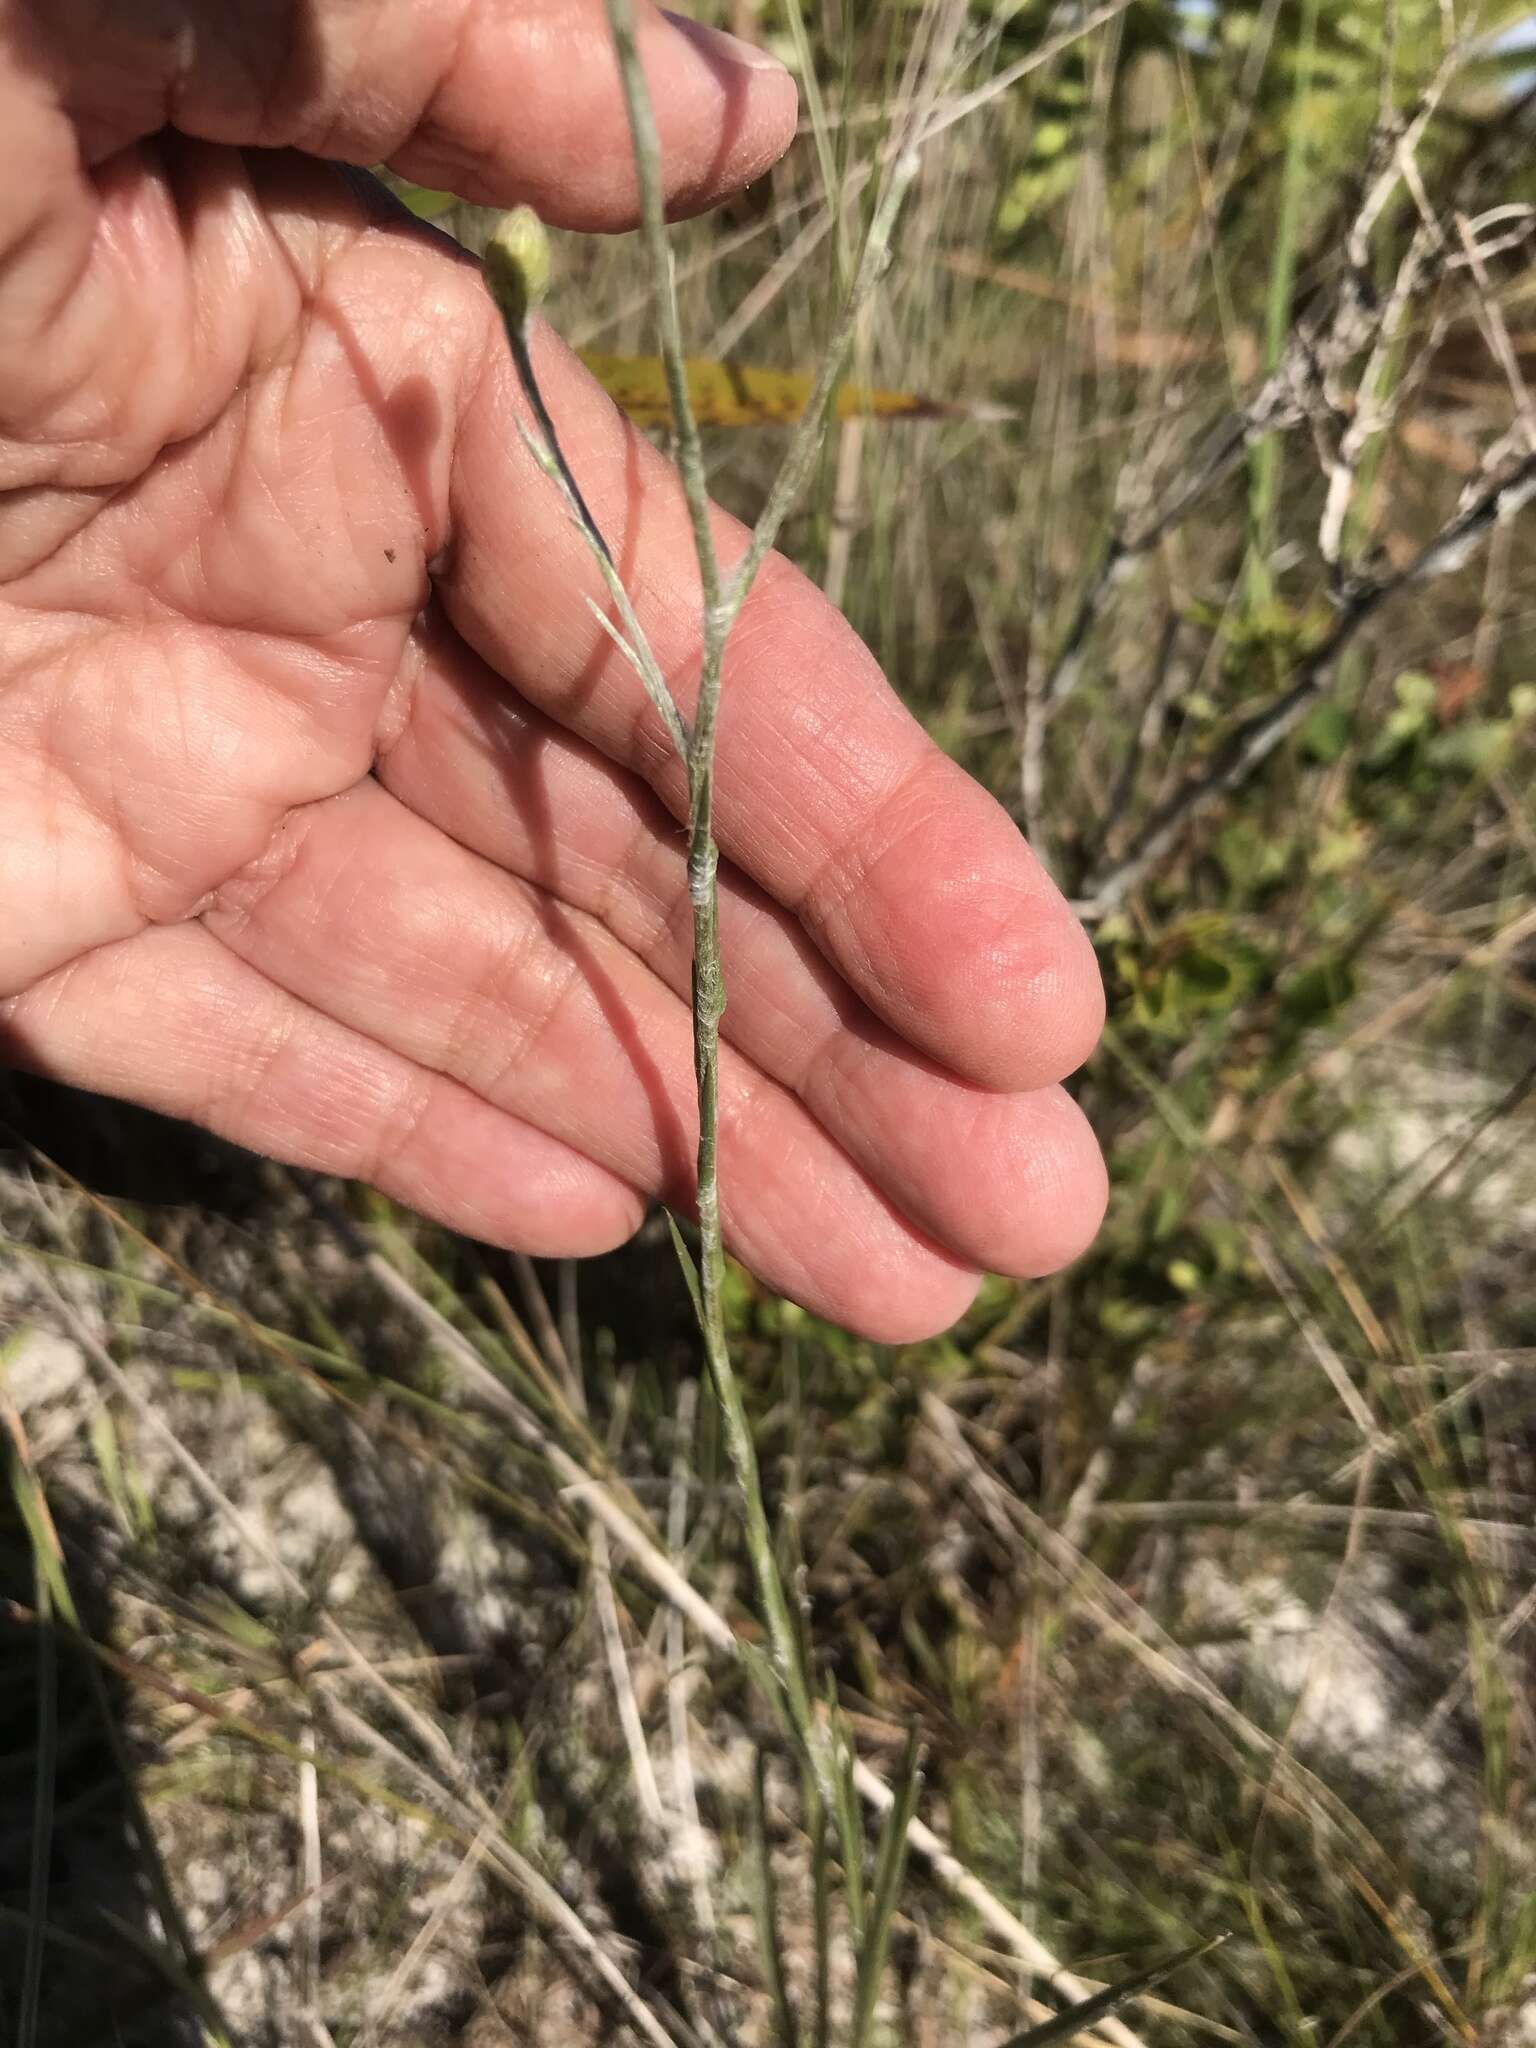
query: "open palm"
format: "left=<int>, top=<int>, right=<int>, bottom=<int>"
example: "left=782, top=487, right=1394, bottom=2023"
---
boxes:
left=0, top=0, right=1106, bottom=1340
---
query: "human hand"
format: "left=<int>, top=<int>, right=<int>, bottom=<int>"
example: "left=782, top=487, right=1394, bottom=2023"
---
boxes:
left=0, top=0, right=1106, bottom=1340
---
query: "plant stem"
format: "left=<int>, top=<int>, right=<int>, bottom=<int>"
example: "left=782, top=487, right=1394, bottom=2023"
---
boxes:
left=685, top=732, right=820, bottom=1751
left=507, top=322, right=613, bottom=566
left=1246, top=0, right=1320, bottom=603
left=601, top=0, right=723, bottom=615
left=726, top=153, right=917, bottom=615
left=597, top=0, right=914, bottom=1786
left=490, top=0, right=918, bottom=1783
left=669, top=167, right=916, bottom=1746
left=502, top=330, right=691, bottom=766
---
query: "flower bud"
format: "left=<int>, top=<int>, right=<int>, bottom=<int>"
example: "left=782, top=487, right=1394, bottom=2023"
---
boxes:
left=483, top=206, right=552, bottom=329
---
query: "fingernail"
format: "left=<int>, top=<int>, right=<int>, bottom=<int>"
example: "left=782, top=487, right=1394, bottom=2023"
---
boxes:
left=662, top=11, right=790, bottom=76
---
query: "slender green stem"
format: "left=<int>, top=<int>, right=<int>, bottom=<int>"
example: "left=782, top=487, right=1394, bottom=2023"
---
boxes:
left=808, top=1779, right=832, bottom=2048
left=505, top=325, right=691, bottom=765
left=852, top=1730, right=924, bottom=2048
left=483, top=206, right=691, bottom=763
left=602, top=0, right=722, bottom=616
left=784, top=0, right=852, bottom=289
left=685, top=756, right=817, bottom=1749
left=597, top=0, right=907, bottom=1788
left=664, top=144, right=919, bottom=1774
left=725, top=153, right=919, bottom=619
left=507, top=323, right=612, bottom=565
left=518, top=406, right=692, bottom=764
left=1246, top=0, right=1320, bottom=602
left=748, top=1752, right=799, bottom=2047
left=488, top=5, right=918, bottom=1792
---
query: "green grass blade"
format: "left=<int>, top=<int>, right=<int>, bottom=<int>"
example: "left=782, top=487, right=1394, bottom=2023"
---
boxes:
left=828, top=1690, right=868, bottom=1949
left=748, top=1752, right=800, bottom=2048
left=851, top=1728, right=924, bottom=2048
left=999, top=1935, right=1228, bottom=2048
left=804, top=1760, right=832, bottom=2048
left=665, top=1210, right=706, bottom=1329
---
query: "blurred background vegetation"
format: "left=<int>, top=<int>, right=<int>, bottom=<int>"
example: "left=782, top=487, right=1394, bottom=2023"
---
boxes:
left=4, top=2, right=1536, bottom=2043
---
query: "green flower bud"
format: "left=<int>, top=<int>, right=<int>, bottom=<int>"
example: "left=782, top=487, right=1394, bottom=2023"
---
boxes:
left=484, top=206, right=552, bottom=329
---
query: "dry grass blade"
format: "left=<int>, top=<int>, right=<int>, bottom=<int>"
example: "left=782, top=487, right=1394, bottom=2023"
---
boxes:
left=366, top=1239, right=1145, bottom=2036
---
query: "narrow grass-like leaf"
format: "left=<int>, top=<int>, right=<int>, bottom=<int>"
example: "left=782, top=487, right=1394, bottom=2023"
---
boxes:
left=748, top=1753, right=799, bottom=2048
left=665, top=1211, right=706, bottom=1330
left=6, top=1448, right=72, bottom=1621
left=18, top=1536, right=55, bottom=2048
left=807, top=1770, right=833, bottom=2048
left=828, top=1688, right=868, bottom=1948
left=783, top=0, right=847, bottom=286
left=389, top=179, right=458, bottom=219
left=998, top=1935, right=1228, bottom=2048
left=0, top=1237, right=363, bottom=1377
left=87, top=1402, right=149, bottom=1541
left=852, top=1728, right=924, bottom=2048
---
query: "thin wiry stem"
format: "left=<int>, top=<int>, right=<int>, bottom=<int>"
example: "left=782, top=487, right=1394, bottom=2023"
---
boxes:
left=507, top=320, right=614, bottom=565
left=483, top=208, right=691, bottom=764
left=725, top=153, right=919, bottom=618
left=504, top=349, right=692, bottom=765
left=665, top=1378, right=717, bottom=1944
left=595, top=0, right=917, bottom=1787
left=488, top=0, right=925, bottom=1958
left=602, top=0, right=723, bottom=619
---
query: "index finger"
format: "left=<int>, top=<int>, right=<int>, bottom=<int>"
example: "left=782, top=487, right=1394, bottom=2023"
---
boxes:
left=436, top=321, right=1105, bottom=1095
left=15, top=0, right=796, bottom=230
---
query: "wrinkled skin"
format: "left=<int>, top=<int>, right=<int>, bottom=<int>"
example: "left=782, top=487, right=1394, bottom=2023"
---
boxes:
left=0, top=0, right=1107, bottom=1340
